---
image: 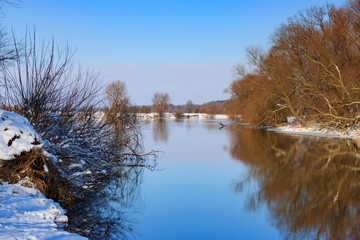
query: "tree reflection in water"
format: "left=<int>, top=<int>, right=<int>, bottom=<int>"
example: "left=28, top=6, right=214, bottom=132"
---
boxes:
left=153, top=119, right=168, bottom=142
left=229, top=126, right=360, bottom=240
left=65, top=166, right=144, bottom=240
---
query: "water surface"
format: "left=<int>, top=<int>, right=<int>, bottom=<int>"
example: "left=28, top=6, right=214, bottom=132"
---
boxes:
left=136, top=119, right=279, bottom=239
left=68, top=119, right=360, bottom=239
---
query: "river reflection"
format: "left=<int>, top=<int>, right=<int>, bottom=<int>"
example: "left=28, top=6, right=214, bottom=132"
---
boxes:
left=65, top=166, right=144, bottom=239
left=229, top=126, right=360, bottom=240
left=153, top=119, right=168, bottom=142
left=66, top=120, right=360, bottom=239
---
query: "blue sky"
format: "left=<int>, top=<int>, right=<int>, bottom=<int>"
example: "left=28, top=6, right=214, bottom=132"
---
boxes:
left=3, top=0, right=346, bottom=105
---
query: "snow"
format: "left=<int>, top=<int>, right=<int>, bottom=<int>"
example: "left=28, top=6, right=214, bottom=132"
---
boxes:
left=270, top=124, right=360, bottom=138
left=0, top=109, right=43, bottom=160
left=210, top=114, right=229, bottom=120
left=72, top=170, right=92, bottom=177
left=0, top=109, right=86, bottom=239
left=68, top=163, right=83, bottom=170
left=0, top=182, right=86, bottom=240
left=43, top=151, right=58, bottom=163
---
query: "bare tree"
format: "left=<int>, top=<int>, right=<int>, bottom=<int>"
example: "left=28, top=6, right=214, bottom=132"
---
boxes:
left=0, top=6, right=157, bottom=215
left=0, top=32, right=134, bottom=187
left=152, top=92, right=170, bottom=117
left=103, top=80, right=141, bottom=153
left=0, top=1, right=20, bottom=83
left=104, top=80, right=130, bottom=123
left=1, top=31, right=102, bottom=139
left=227, top=1, right=360, bottom=131
left=186, top=100, right=193, bottom=113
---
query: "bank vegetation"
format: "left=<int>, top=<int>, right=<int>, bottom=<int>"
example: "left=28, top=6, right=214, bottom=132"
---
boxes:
left=227, top=0, right=360, bottom=132
left=0, top=27, right=153, bottom=212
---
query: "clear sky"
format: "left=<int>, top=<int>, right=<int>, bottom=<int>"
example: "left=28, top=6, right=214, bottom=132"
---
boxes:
left=3, top=0, right=346, bottom=105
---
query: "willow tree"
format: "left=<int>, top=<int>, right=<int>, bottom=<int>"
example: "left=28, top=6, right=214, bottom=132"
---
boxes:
left=152, top=92, right=170, bottom=117
left=103, top=80, right=141, bottom=153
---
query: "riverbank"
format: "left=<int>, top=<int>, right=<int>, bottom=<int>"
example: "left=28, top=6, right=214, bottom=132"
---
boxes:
left=0, top=109, right=85, bottom=239
left=0, top=182, right=85, bottom=239
left=137, top=112, right=230, bottom=120
left=140, top=114, right=360, bottom=139
left=3, top=110, right=358, bottom=239
left=238, top=123, right=360, bottom=139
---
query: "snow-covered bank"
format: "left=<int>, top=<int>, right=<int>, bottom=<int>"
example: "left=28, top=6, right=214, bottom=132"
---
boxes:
left=0, top=182, right=86, bottom=240
left=0, top=109, right=43, bottom=160
left=265, top=124, right=360, bottom=138
left=138, top=112, right=230, bottom=120
left=0, top=109, right=86, bottom=239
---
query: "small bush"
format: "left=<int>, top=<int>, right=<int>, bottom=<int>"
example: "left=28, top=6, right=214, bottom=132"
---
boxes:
left=174, top=110, right=184, bottom=119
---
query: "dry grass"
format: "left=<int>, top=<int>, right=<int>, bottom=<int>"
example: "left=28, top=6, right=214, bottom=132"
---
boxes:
left=0, top=149, right=77, bottom=209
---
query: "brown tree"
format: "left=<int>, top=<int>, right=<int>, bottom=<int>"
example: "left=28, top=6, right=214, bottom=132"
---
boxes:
left=227, top=0, right=360, bottom=130
left=103, top=81, right=140, bottom=152
left=186, top=100, right=193, bottom=113
left=104, top=81, right=130, bottom=122
left=152, top=92, right=170, bottom=117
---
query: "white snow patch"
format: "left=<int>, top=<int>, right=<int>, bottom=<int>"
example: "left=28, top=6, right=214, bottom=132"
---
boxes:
left=271, top=124, right=360, bottom=138
left=72, top=170, right=92, bottom=177
left=43, top=164, right=49, bottom=173
left=68, top=163, right=83, bottom=170
left=287, top=116, right=296, bottom=124
left=210, top=114, right=229, bottom=120
left=43, top=150, right=58, bottom=163
left=0, top=109, right=43, bottom=160
left=0, top=182, right=86, bottom=239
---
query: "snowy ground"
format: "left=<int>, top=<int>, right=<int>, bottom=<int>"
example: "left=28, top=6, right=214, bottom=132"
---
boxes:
left=268, top=124, right=360, bottom=139
left=0, top=109, right=43, bottom=160
left=0, top=182, right=86, bottom=240
left=0, top=109, right=86, bottom=239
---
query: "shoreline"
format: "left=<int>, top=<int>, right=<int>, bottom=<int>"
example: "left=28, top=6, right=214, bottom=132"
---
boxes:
left=139, top=114, right=360, bottom=139
left=137, top=112, right=230, bottom=120
left=2, top=114, right=358, bottom=239
left=236, top=123, right=360, bottom=139
left=139, top=115, right=360, bottom=139
left=0, top=182, right=86, bottom=239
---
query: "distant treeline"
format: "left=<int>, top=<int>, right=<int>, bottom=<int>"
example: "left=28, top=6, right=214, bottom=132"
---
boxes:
left=137, top=100, right=228, bottom=115
left=226, top=0, right=360, bottom=130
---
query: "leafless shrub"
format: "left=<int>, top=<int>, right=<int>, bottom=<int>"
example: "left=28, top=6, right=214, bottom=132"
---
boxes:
left=1, top=32, right=101, bottom=138
left=174, top=110, right=184, bottom=118
left=0, top=31, right=153, bottom=197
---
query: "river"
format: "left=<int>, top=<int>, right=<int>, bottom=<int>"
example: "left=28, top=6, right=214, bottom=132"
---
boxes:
left=67, top=119, right=360, bottom=239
